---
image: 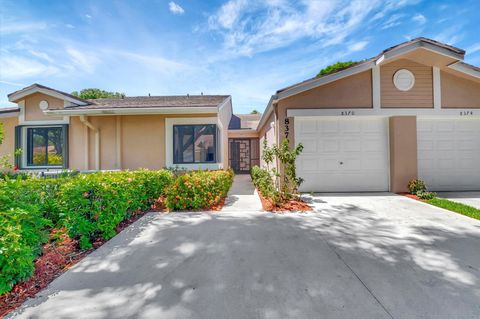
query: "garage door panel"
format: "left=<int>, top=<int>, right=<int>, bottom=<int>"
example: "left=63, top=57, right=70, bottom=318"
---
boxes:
left=417, top=118, right=480, bottom=191
left=296, top=117, right=389, bottom=192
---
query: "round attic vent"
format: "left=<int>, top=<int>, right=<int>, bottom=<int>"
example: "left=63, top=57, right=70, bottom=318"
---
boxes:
left=393, top=69, right=415, bottom=91
left=39, top=100, right=49, bottom=110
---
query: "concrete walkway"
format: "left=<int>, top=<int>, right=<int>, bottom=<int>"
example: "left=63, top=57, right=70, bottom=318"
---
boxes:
left=222, top=174, right=263, bottom=211
left=437, top=192, right=480, bottom=209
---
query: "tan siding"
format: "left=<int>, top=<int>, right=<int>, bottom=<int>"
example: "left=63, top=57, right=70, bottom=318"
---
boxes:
left=381, top=59, right=433, bottom=108
left=0, top=117, right=18, bottom=166
left=389, top=116, right=417, bottom=192
left=441, top=71, right=480, bottom=108
left=279, top=70, right=373, bottom=109
left=24, top=93, right=64, bottom=121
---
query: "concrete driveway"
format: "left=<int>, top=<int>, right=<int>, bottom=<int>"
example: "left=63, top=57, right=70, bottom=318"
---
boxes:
left=9, top=194, right=480, bottom=319
left=437, top=192, right=480, bottom=209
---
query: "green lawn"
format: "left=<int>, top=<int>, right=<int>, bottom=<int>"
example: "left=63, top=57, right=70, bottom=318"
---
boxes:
left=427, top=198, right=480, bottom=221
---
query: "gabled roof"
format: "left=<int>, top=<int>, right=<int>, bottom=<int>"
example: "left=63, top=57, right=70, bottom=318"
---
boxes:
left=8, top=83, right=90, bottom=105
left=0, top=107, right=20, bottom=114
left=257, top=37, right=478, bottom=131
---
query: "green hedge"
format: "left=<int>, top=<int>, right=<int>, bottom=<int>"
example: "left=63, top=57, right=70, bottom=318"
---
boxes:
left=60, top=170, right=173, bottom=249
left=165, top=170, right=234, bottom=210
left=0, top=208, right=49, bottom=294
left=0, top=169, right=174, bottom=294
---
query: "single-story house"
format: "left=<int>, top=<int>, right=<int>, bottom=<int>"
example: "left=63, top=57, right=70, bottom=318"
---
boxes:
left=1, top=37, right=479, bottom=193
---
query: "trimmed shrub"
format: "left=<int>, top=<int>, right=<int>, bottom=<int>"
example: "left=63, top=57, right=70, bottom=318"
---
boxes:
left=0, top=208, right=49, bottom=294
left=165, top=170, right=234, bottom=210
left=417, top=191, right=437, bottom=200
left=250, top=166, right=278, bottom=203
left=408, top=179, right=427, bottom=195
left=60, top=170, right=174, bottom=249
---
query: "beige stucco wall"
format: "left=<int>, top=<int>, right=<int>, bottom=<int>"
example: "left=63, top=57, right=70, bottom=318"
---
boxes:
left=389, top=116, right=418, bottom=192
left=69, top=113, right=219, bottom=171
left=24, top=93, right=64, bottom=121
left=217, top=99, right=232, bottom=169
left=381, top=59, right=433, bottom=108
left=278, top=70, right=373, bottom=109
left=257, top=112, right=276, bottom=168
left=0, top=116, right=18, bottom=166
left=441, top=71, right=480, bottom=108
left=228, top=130, right=258, bottom=139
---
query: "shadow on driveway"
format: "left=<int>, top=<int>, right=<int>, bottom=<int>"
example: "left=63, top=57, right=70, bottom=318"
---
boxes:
left=9, top=195, right=480, bottom=319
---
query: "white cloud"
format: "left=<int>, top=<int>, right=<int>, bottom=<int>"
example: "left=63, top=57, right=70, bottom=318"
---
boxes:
left=85, top=14, right=92, bottom=19
left=110, top=51, right=192, bottom=74
left=348, top=41, right=368, bottom=52
left=206, top=0, right=418, bottom=59
left=412, top=13, right=426, bottom=24
left=28, top=50, right=54, bottom=63
left=66, top=24, right=75, bottom=29
left=0, top=54, right=60, bottom=80
left=466, top=43, right=480, bottom=55
left=66, top=47, right=100, bottom=73
left=381, top=13, right=404, bottom=29
left=0, top=22, right=47, bottom=34
left=169, top=2, right=185, bottom=15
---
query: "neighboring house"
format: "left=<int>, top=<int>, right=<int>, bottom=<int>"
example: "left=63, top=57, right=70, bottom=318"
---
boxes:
left=256, top=37, right=480, bottom=193
left=1, top=37, right=479, bottom=193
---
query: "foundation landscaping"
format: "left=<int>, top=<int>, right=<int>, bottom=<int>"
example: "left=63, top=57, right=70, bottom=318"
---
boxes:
left=251, top=139, right=311, bottom=212
left=0, top=168, right=233, bottom=316
left=407, top=179, right=480, bottom=221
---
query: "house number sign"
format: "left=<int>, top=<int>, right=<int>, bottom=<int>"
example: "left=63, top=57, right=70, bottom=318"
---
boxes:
left=460, top=111, right=474, bottom=116
left=284, top=118, right=290, bottom=139
left=341, top=111, right=355, bottom=116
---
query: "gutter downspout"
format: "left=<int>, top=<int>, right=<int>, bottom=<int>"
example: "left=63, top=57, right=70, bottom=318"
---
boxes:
left=80, top=115, right=100, bottom=170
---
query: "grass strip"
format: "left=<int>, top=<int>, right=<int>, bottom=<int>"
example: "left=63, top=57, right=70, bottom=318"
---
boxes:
left=427, top=197, right=480, bottom=221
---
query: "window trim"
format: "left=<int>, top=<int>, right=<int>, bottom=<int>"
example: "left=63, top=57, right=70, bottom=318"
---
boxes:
left=173, top=124, right=217, bottom=164
left=16, top=124, right=69, bottom=169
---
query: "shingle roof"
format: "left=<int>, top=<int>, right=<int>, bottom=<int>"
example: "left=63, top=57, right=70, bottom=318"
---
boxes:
left=66, top=95, right=230, bottom=109
left=8, top=83, right=91, bottom=104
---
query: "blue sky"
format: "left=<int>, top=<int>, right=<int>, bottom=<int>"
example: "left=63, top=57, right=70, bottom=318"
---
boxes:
left=1, top=0, right=479, bottom=113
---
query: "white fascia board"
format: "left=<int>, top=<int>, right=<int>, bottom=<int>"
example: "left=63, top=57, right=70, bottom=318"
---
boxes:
left=44, top=106, right=219, bottom=116
left=256, top=95, right=276, bottom=131
left=379, top=41, right=463, bottom=64
left=8, top=87, right=88, bottom=105
left=0, top=111, right=20, bottom=118
left=287, top=108, right=480, bottom=117
left=217, top=96, right=232, bottom=111
left=448, top=62, right=480, bottom=79
left=277, top=61, right=375, bottom=100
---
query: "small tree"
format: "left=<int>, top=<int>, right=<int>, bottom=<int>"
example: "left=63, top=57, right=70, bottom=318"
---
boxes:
left=317, top=61, right=358, bottom=77
left=261, top=138, right=304, bottom=202
left=71, top=88, right=125, bottom=99
left=250, top=109, right=260, bottom=114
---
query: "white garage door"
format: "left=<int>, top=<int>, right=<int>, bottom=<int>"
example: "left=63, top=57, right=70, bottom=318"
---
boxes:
left=295, top=117, right=390, bottom=192
left=417, top=118, right=480, bottom=191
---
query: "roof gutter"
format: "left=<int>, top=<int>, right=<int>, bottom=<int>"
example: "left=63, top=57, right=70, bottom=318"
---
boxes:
left=44, top=106, right=218, bottom=116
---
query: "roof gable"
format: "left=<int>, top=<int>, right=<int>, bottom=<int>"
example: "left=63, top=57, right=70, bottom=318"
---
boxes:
left=8, top=83, right=90, bottom=106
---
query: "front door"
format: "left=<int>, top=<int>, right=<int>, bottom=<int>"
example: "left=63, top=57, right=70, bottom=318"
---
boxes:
left=229, top=139, right=253, bottom=174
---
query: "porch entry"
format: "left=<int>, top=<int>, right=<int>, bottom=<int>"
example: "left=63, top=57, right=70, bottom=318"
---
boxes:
left=228, top=138, right=260, bottom=174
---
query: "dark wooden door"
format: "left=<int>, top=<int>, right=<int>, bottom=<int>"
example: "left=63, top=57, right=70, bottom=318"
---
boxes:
left=229, top=139, right=251, bottom=174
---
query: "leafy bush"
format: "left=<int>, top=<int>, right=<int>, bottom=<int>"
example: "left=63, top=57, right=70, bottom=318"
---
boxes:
left=165, top=170, right=234, bottom=211
left=417, top=191, right=437, bottom=200
left=317, top=61, right=359, bottom=77
left=60, top=170, right=173, bottom=249
left=408, top=179, right=427, bottom=195
left=251, top=166, right=279, bottom=203
left=0, top=208, right=49, bottom=294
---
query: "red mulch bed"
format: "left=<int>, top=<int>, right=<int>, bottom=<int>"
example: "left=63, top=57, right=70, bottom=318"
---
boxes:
left=0, top=208, right=154, bottom=318
left=151, top=196, right=227, bottom=212
left=257, top=190, right=312, bottom=212
left=398, top=192, right=421, bottom=201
